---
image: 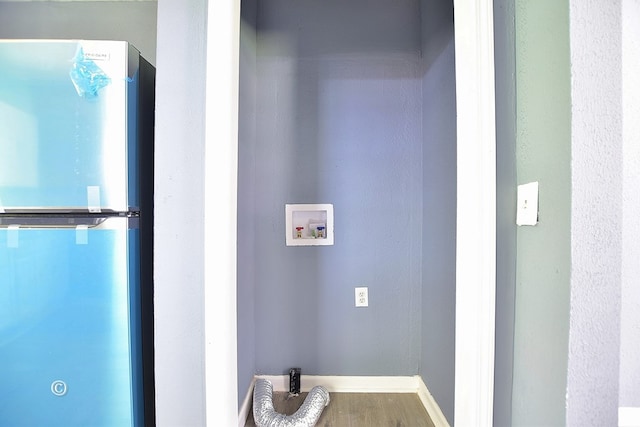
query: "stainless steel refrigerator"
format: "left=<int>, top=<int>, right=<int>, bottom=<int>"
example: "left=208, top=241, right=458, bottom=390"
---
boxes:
left=0, top=40, right=155, bottom=426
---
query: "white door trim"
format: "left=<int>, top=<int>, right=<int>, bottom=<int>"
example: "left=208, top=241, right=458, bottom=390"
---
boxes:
left=453, top=0, right=497, bottom=425
left=204, top=0, right=241, bottom=424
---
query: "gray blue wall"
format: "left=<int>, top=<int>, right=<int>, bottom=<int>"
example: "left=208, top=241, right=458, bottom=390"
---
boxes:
left=237, top=0, right=258, bottom=410
left=251, top=0, right=423, bottom=377
left=419, top=0, right=456, bottom=422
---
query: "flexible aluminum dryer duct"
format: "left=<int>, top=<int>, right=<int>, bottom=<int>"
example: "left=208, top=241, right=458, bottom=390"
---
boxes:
left=253, top=378, right=330, bottom=427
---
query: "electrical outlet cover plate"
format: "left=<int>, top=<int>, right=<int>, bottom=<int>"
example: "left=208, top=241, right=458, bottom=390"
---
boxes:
left=355, top=287, right=368, bottom=307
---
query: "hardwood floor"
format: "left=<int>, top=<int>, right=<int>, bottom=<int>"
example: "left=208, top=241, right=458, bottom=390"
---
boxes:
left=244, top=391, right=436, bottom=427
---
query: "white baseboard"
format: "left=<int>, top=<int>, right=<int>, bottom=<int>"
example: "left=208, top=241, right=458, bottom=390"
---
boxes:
left=417, top=377, right=451, bottom=427
left=257, top=374, right=419, bottom=393
left=619, top=407, right=640, bottom=427
left=238, top=377, right=256, bottom=427
left=238, top=375, right=450, bottom=427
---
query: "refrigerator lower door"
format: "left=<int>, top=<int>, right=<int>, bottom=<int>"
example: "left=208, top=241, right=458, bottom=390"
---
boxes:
left=0, top=217, right=143, bottom=427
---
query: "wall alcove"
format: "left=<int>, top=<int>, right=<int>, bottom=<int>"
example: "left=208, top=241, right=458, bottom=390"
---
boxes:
left=236, top=0, right=458, bottom=422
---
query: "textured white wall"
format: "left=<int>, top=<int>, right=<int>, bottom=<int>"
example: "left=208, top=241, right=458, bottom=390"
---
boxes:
left=154, top=0, right=208, bottom=424
left=620, top=0, right=640, bottom=409
left=567, top=0, right=623, bottom=425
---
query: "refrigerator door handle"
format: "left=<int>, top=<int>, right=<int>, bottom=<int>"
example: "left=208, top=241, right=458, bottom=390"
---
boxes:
left=0, top=214, right=138, bottom=229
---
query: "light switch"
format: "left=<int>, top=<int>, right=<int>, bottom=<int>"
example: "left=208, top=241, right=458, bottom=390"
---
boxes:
left=516, top=182, right=539, bottom=226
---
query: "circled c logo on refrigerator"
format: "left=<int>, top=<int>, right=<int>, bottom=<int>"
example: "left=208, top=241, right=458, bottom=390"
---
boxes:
left=51, top=380, right=68, bottom=397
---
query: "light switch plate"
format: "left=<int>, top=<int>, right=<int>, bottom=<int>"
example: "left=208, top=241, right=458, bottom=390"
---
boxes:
left=516, top=181, right=539, bottom=226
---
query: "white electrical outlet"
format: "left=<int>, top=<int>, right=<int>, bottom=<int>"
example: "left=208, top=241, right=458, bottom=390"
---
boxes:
left=355, top=287, right=368, bottom=307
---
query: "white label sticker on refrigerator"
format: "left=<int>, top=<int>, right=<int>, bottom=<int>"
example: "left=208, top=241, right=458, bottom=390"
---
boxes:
left=87, top=186, right=102, bottom=213
left=7, top=225, right=19, bottom=248
left=76, top=225, right=89, bottom=245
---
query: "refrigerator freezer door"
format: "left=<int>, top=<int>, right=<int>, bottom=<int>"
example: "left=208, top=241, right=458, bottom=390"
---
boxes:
left=0, top=217, right=143, bottom=426
left=0, top=40, right=141, bottom=213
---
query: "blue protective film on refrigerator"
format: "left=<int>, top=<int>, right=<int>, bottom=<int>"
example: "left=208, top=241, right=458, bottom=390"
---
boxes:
left=0, top=224, right=142, bottom=426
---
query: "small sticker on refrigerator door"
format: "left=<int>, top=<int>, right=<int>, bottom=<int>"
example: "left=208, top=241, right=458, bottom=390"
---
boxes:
left=7, top=225, right=19, bottom=248
left=76, top=225, right=89, bottom=245
left=87, top=186, right=102, bottom=213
